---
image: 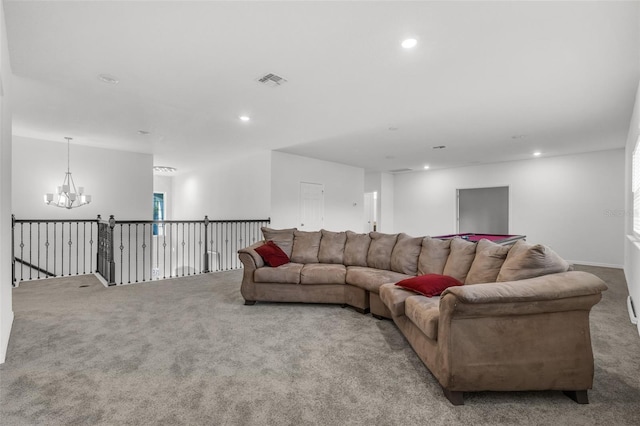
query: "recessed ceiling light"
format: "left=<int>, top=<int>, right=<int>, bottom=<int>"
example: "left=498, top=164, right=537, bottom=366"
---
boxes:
left=401, top=38, right=417, bottom=49
left=239, top=115, right=250, bottom=122
left=533, top=152, right=541, bottom=157
left=423, top=165, right=430, bottom=170
left=97, top=74, right=119, bottom=85
left=153, top=166, right=177, bottom=173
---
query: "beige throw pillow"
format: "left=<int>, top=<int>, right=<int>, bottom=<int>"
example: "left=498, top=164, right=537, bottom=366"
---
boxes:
left=344, top=231, right=372, bottom=266
left=318, top=230, right=347, bottom=264
left=465, top=239, right=511, bottom=284
left=261, top=227, right=296, bottom=258
left=390, top=233, right=423, bottom=275
left=442, top=238, right=477, bottom=283
left=367, top=232, right=399, bottom=270
left=496, top=240, right=570, bottom=282
left=417, top=237, right=451, bottom=275
left=291, top=230, right=322, bottom=263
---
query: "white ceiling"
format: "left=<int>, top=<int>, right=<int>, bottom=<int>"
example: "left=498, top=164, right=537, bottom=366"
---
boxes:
left=5, top=1, right=640, bottom=174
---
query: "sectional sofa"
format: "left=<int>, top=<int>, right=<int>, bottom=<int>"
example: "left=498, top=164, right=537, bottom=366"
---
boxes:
left=238, top=228, right=607, bottom=405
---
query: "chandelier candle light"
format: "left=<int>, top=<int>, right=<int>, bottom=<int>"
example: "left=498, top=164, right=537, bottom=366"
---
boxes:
left=44, top=137, right=92, bottom=209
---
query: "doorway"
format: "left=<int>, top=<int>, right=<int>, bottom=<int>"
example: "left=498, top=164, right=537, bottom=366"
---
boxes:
left=457, top=186, right=509, bottom=234
left=363, top=191, right=377, bottom=232
left=300, top=182, right=324, bottom=231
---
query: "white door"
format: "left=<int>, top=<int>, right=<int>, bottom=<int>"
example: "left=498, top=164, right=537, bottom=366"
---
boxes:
left=363, top=192, right=377, bottom=232
left=300, top=182, right=324, bottom=231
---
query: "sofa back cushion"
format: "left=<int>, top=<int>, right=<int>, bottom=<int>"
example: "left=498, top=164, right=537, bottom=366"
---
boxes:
left=465, top=239, right=511, bottom=284
left=261, top=227, right=296, bottom=258
left=367, top=232, right=399, bottom=270
left=390, top=233, right=422, bottom=275
left=497, top=240, right=570, bottom=282
left=418, top=237, right=451, bottom=275
left=442, top=237, right=477, bottom=282
left=344, top=231, right=372, bottom=266
left=291, top=230, right=322, bottom=263
left=318, top=230, right=347, bottom=264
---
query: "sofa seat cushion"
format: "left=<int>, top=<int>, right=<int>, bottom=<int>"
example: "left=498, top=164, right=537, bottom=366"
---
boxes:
left=405, top=296, right=440, bottom=340
left=346, top=267, right=413, bottom=293
left=300, top=264, right=346, bottom=285
left=379, top=283, right=420, bottom=317
left=254, top=263, right=304, bottom=284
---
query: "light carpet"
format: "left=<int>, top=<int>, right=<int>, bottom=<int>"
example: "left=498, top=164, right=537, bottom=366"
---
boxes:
left=1, top=265, right=639, bottom=425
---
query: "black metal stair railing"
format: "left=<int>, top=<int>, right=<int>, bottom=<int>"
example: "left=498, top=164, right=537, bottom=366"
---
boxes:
left=12, top=215, right=270, bottom=286
left=12, top=215, right=98, bottom=284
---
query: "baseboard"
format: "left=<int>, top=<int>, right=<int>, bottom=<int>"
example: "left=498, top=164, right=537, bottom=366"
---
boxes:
left=93, top=272, right=110, bottom=288
left=0, top=310, right=14, bottom=364
left=628, top=296, right=638, bottom=325
left=568, top=261, right=623, bottom=269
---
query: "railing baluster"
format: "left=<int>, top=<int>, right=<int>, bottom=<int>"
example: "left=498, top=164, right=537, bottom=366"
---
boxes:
left=163, top=225, right=167, bottom=279
left=36, top=223, right=40, bottom=279
left=19, top=223, right=24, bottom=281
left=76, top=222, right=79, bottom=275
left=28, top=222, right=32, bottom=281
left=46, top=223, right=50, bottom=278
left=82, top=222, right=86, bottom=275
left=68, top=222, right=72, bottom=276
left=89, top=221, right=94, bottom=274
left=141, top=224, right=146, bottom=282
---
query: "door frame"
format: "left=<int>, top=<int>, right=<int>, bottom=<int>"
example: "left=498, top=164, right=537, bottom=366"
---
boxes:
left=455, top=185, right=511, bottom=233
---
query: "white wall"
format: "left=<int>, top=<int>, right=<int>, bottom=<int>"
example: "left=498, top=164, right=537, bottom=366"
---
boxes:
left=12, top=136, right=153, bottom=220
left=271, top=152, right=364, bottom=231
left=394, top=149, right=625, bottom=267
left=624, top=81, right=640, bottom=335
left=381, top=173, right=394, bottom=233
left=0, top=0, right=12, bottom=364
left=171, top=150, right=271, bottom=220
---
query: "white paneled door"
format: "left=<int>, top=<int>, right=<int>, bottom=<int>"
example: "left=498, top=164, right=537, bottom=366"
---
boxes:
left=300, top=182, right=324, bottom=231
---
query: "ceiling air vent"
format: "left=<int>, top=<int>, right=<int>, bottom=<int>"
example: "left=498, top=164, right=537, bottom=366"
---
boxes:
left=257, top=73, right=287, bottom=87
left=389, top=168, right=413, bottom=173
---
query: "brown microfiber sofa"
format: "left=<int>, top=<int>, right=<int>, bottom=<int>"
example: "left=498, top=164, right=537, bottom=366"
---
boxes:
left=238, top=228, right=607, bottom=405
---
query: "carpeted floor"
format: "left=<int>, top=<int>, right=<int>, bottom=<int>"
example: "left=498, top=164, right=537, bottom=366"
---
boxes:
left=0, top=265, right=639, bottom=425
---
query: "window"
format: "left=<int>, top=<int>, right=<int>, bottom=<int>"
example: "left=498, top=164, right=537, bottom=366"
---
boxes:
left=153, top=192, right=165, bottom=236
left=633, top=141, right=640, bottom=235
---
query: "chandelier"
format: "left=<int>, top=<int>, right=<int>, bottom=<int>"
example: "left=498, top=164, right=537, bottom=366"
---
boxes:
left=44, top=137, right=92, bottom=209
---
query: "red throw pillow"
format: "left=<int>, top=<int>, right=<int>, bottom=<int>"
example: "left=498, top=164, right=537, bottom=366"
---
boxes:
left=255, top=240, right=290, bottom=267
left=395, top=274, right=463, bottom=297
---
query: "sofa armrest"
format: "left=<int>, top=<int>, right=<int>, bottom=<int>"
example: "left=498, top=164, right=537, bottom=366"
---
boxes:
left=433, top=271, right=607, bottom=392
left=439, top=271, right=607, bottom=317
left=238, top=241, right=266, bottom=269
